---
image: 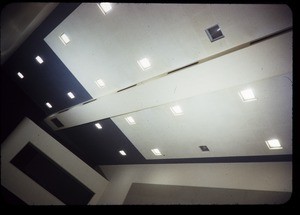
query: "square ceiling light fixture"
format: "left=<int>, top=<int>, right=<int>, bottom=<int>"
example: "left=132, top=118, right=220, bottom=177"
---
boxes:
left=97, top=3, right=112, bottom=15
left=45, top=102, right=52, bottom=108
left=151, top=148, right=162, bottom=156
left=95, top=123, right=102, bottom=129
left=137, top=58, right=151, bottom=71
left=205, top=24, right=224, bottom=42
left=119, top=150, right=126, bottom=156
left=170, top=105, right=183, bottom=116
left=67, top=92, right=75, bottom=99
left=125, top=116, right=136, bottom=125
left=17, top=72, right=24, bottom=79
left=35, top=56, right=44, bottom=64
left=239, top=88, right=257, bottom=102
left=59, top=33, right=70, bottom=45
left=95, top=78, right=105, bottom=88
left=265, top=139, right=282, bottom=150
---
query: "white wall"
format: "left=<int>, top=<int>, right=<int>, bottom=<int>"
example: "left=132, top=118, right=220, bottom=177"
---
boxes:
left=1, top=117, right=109, bottom=205
left=98, top=162, right=292, bottom=204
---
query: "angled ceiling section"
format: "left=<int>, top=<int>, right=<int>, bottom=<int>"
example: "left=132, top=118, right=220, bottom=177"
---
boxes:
left=1, top=3, right=58, bottom=64
left=111, top=72, right=292, bottom=160
left=2, top=3, right=92, bottom=115
left=2, top=3, right=292, bottom=166
left=40, top=3, right=292, bottom=165
left=44, top=4, right=292, bottom=99
left=55, top=118, right=146, bottom=165
left=45, top=30, right=292, bottom=129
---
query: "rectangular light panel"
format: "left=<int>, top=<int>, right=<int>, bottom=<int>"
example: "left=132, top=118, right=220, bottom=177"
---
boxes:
left=125, top=116, right=136, bottom=125
left=239, top=88, right=256, bottom=102
left=119, top=150, right=126, bottom=156
left=137, top=58, right=151, bottom=71
left=46, top=102, right=52, bottom=108
left=151, top=148, right=162, bottom=156
left=60, top=33, right=70, bottom=45
left=95, top=123, right=102, bottom=129
left=97, top=3, right=112, bottom=15
left=35, top=56, right=44, bottom=64
left=170, top=105, right=183, bottom=116
left=17, top=72, right=24, bottom=79
left=265, top=139, right=282, bottom=150
left=67, top=92, right=75, bottom=99
left=95, top=79, right=105, bottom=88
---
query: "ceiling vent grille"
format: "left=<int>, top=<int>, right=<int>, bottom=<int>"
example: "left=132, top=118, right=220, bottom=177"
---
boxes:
left=205, top=24, right=224, bottom=42
left=199, top=145, right=209, bottom=152
left=51, top=118, right=64, bottom=128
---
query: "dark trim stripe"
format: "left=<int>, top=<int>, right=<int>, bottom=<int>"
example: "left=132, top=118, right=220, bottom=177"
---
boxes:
left=135, top=154, right=292, bottom=165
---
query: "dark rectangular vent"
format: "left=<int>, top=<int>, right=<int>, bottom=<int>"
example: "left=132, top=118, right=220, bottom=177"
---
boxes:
left=199, top=145, right=209, bottom=152
left=82, top=98, right=97, bottom=105
left=205, top=24, right=224, bottom=42
left=250, top=26, right=292, bottom=45
left=11, top=142, right=94, bottom=205
left=51, top=118, right=64, bottom=128
left=167, top=61, right=198, bottom=75
left=117, top=84, right=137, bottom=92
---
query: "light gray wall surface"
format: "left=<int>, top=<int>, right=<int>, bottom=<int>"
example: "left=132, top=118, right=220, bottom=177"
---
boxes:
left=98, top=162, right=292, bottom=204
left=124, top=183, right=291, bottom=205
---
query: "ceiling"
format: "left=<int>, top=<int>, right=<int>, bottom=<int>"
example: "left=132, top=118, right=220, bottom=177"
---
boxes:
left=1, top=3, right=293, bottom=168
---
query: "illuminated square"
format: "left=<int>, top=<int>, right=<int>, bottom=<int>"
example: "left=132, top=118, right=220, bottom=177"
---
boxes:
left=17, top=72, right=24, bottom=79
left=151, top=148, right=162, bottom=156
left=95, top=79, right=105, bottom=88
left=97, top=3, right=112, bottom=15
left=35, top=56, right=44, bottom=64
left=137, top=58, right=151, bottom=71
left=45, top=102, right=52, bottom=108
left=67, top=92, right=75, bottom=99
left=239, top=89, right=256, bottom=102
left=60, top=33, right=70, bottom=45
left=265, top=139, right=282, bottom=150
left=119, top=150, right=126, bottom=156
left=125, top=116, right=136, bottom=125
left=170, top=105, right=183, bottom=116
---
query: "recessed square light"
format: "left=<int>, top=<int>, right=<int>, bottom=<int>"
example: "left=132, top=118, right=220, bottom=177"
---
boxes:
left=35, top=56, right=44, bottom=64
left=95, top=123, right=102, bottom=129
left=170, top=105, right=183, bottom=116
left=239, top=88, right=256, bottom=102
left=45, top=102, right=52, bottom=108
left=95, top=79, right=105, bottom=88
left=205, top=24, right=224, bottom=42
left=119, top=150, right=126, bottom=156
left=17, top=72, right=24, bottom=79
left=151, top=148, right=162, bottom=156
left=265, top=139, right=282, bottom=150
left=125, top=116, right=136, bottom=125
left=97, top=3, right=112, bottom=15
left=137, top=58, right=151, bottom=71
left=67, top=92, right=75, bottom=99
left=59, top=33, right=70, bottom=45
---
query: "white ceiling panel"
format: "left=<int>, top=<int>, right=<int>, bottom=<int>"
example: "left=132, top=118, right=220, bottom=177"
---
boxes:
left=111, top=73, right=292, bottom=159
left=44, top=31, right=292, bottom=130
left=44, top=3, right=292, bottom=99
